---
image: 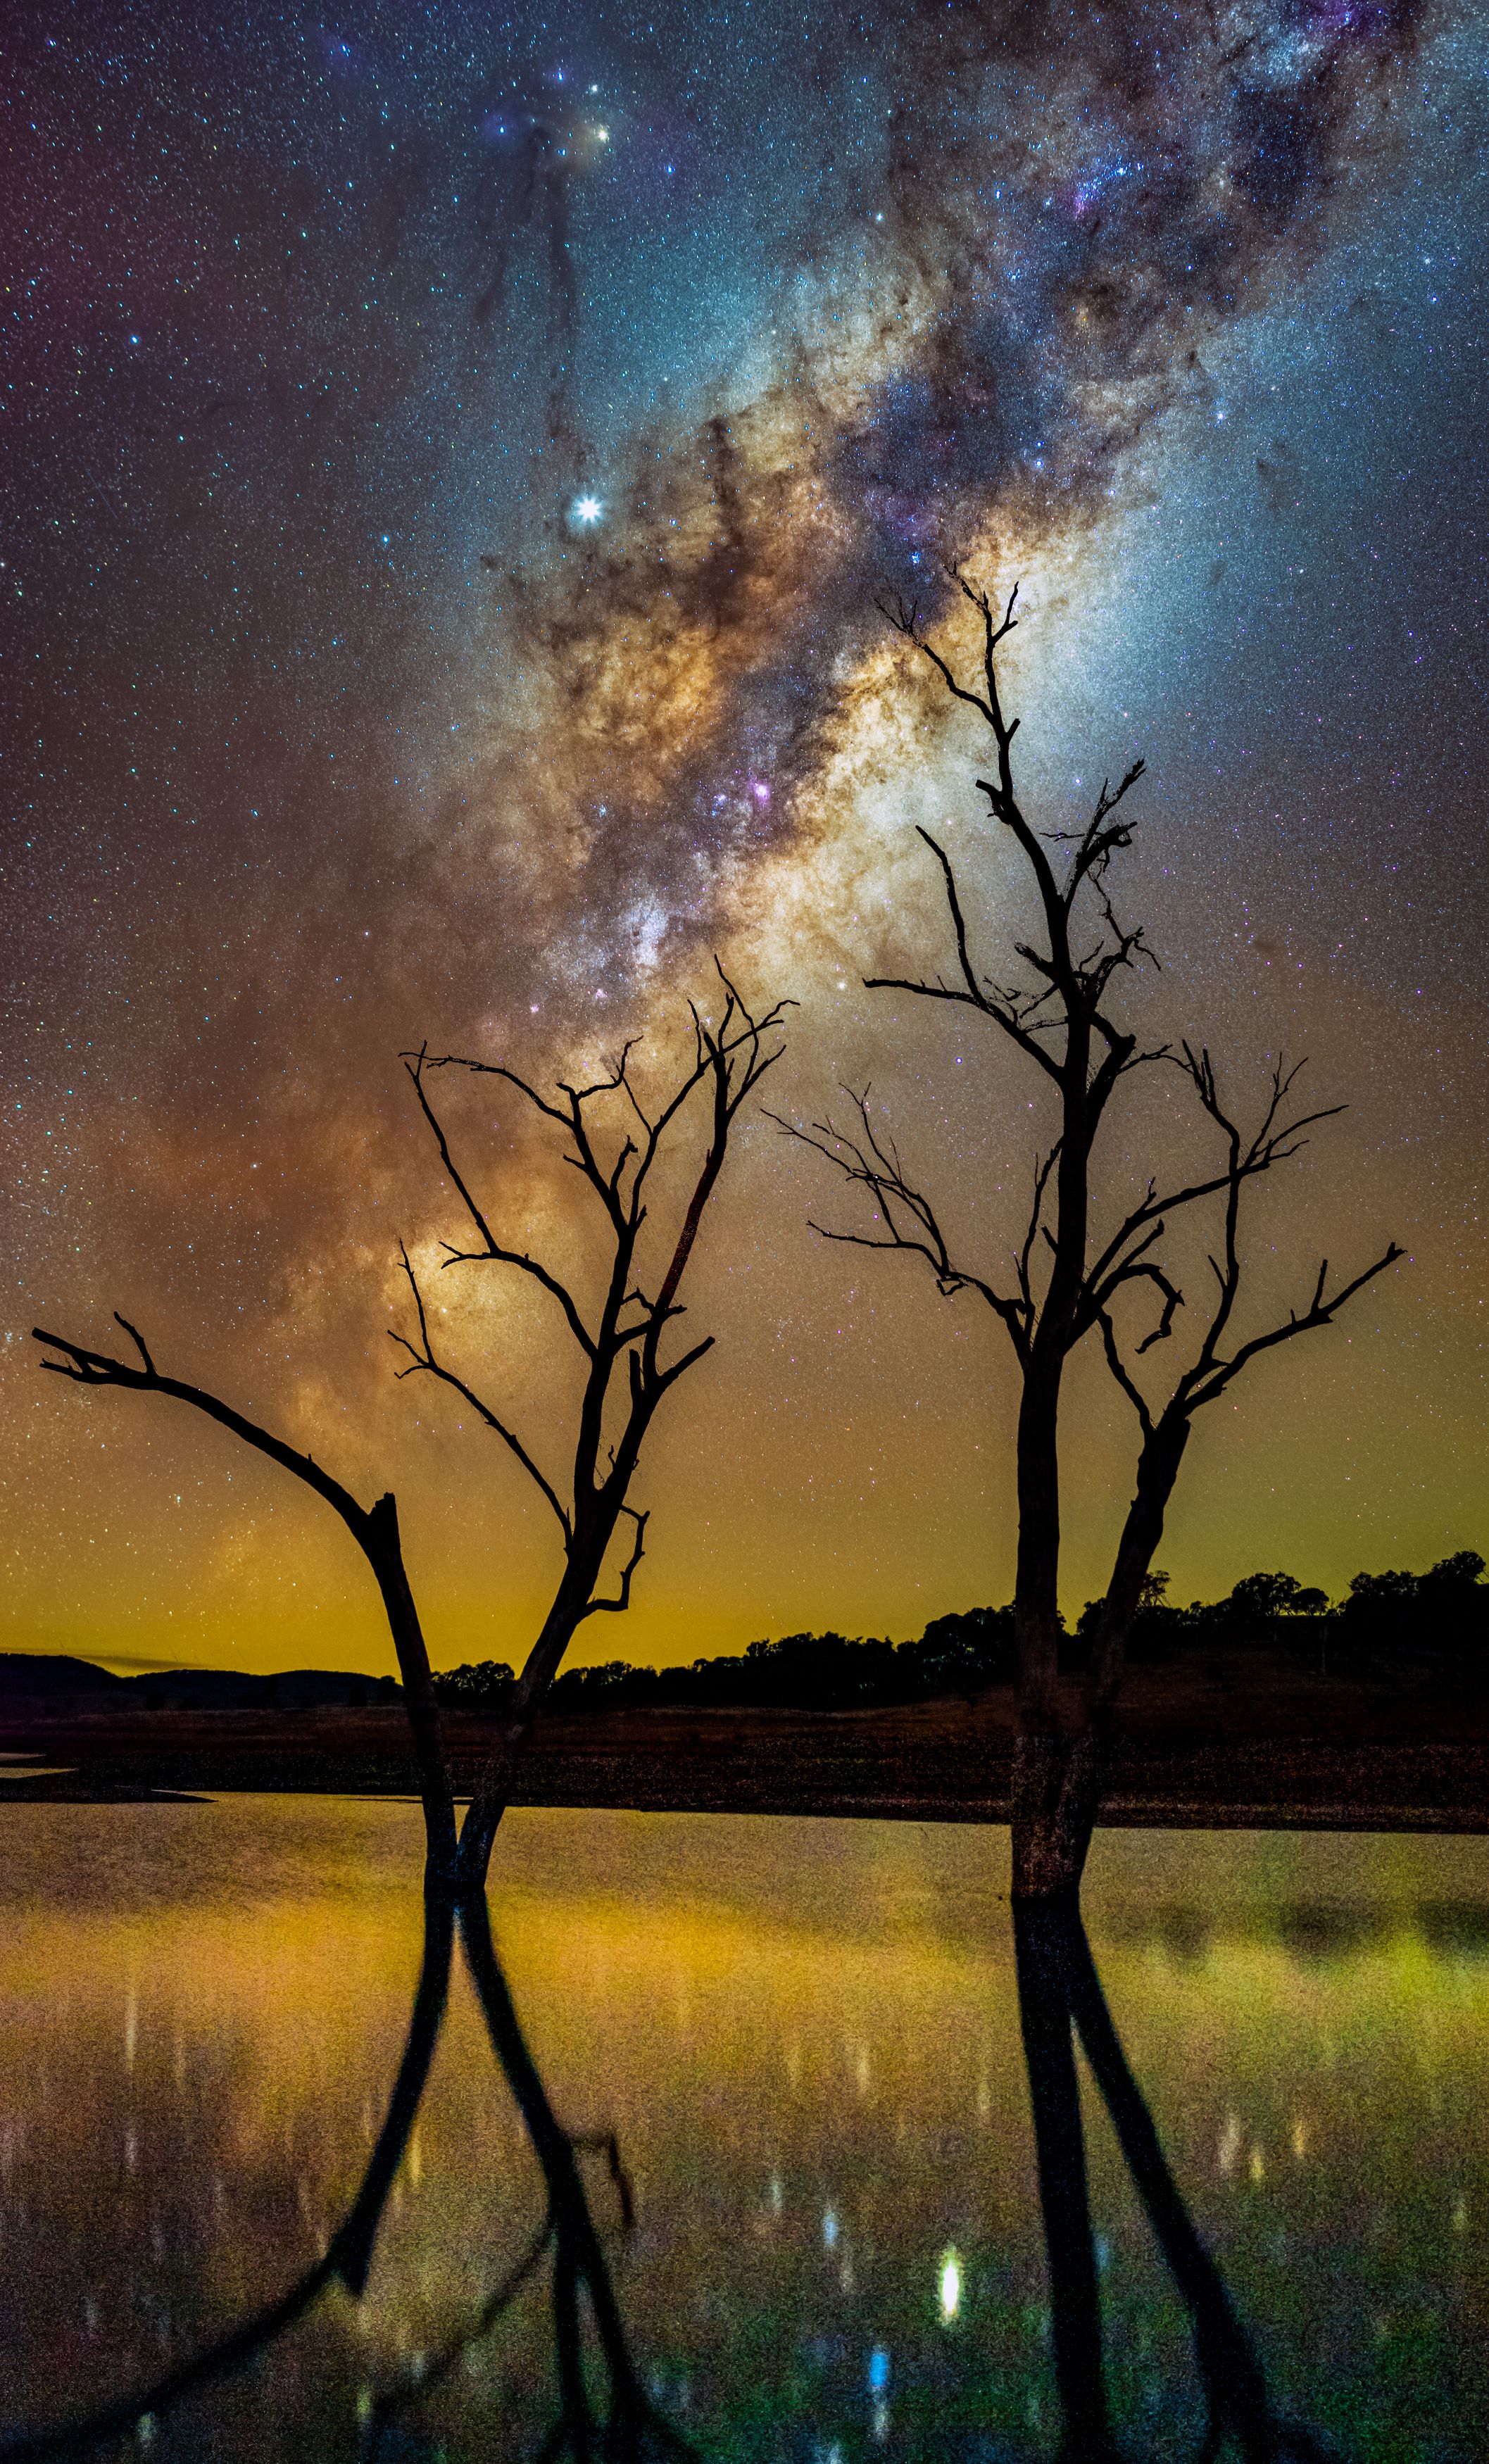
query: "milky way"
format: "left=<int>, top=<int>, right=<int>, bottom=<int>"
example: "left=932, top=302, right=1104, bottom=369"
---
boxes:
left=457, top=0, right=1431, bottom=1000
left=4, top=0, right=1488, bottom=1673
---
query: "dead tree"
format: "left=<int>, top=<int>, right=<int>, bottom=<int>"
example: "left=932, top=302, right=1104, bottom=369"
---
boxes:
left=33, top=968, right=787, bottom=1902
left=24, top=1319, right=463, bottom=1890
left=781, top=577, right=1400, bottom=1899
left=394, top=968, right=789, bottom=1885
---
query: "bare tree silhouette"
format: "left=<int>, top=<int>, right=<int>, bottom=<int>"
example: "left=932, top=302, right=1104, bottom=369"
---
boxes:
left=394, top=969, right=790, bottom=1884
left=780, top=577, right=1400, bottom=1898
left=33, top=967, right=787, bottom=1900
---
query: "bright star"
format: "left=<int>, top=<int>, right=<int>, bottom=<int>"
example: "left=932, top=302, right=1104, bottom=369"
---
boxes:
left=573, top=496, right=603, bottom=525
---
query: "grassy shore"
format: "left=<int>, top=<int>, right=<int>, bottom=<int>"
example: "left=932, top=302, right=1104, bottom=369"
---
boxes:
left=5, top=1645, right=1489, bottom=1828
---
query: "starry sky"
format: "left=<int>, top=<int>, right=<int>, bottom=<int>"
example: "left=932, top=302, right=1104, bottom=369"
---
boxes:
left=4, top=0, right=1488, bottom=1678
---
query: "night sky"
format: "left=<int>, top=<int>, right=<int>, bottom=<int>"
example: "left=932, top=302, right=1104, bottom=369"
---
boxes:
left=5, top=0, right=1488, bottom=1678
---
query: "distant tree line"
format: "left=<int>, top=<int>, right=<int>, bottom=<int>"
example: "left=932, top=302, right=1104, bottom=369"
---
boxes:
left=1088, top=1553, right=1486, bottom=1670
left=433, top=1609, right=1016, bottom=1715
left=13, top=1550, right=1476, bottom=1722
left=430, top=1550, right=1487, bottom=1715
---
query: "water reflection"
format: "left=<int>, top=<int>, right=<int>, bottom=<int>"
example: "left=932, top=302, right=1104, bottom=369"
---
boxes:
left=1014, top=1899, right=1334, bottom=2461
left=453, top=1892, right=690, bottom=2464
left=1, top=1884, right=686, bottom=2463
left=1, top=1809, right=1483, bottom=2458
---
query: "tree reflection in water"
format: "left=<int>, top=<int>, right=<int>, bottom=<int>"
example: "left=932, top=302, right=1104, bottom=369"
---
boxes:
left=1015, top=1896, right=1339, bottom=2463
left=0, top=1875, right=1344, bottom=2463
left=0, top=1884, right=689, bottom=2464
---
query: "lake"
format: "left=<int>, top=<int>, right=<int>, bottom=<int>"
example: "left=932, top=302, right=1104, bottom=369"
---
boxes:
left=0, top=1799, right=1485, bottom=2459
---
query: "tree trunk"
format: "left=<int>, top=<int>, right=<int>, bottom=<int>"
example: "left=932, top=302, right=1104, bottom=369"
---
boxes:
left=363, top=1494, right=460, bottom=1894
left=1083, top=1415, right=1189, bottom=1719
left=1010, top=1415, right=1190, bottom=1900
left=456, top=1533, right=610, bottom=1894
left=1010, top=1726, right=1105, bottom=1900
left=1013, top=1362, right=1064, bottom=1723
left=1010, top=1347, right=1102, bottom=1897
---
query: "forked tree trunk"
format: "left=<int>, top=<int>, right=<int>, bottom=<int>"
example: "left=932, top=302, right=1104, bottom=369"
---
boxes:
left=822, top=583, right=1400, bottom=1903
left=1010, top=1328, right=1105, bottom=1899
left=456, top=1521, right=619, bottom=1894
left=1010, top=1728, right=1105, bottom=1899
left=1009, top=1415, right=1190, bottom=1900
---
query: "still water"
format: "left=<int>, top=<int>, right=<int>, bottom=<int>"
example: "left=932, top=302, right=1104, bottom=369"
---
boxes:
left=0, top=1799, right=1486, bottom=2460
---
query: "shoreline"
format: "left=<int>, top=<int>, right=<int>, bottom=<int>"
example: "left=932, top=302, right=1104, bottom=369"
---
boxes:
left=8, top=1656, right=1489, bottom=1830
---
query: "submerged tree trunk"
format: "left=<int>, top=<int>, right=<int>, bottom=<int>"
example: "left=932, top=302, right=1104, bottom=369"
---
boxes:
left=1009, top=1347, right=1091, bottom=1897
left=1013, top=1366, right=1065, bottom=1723
left=1010, top=1728, right=1105, bottom=1899
left=1010, top=1333, right=1105, bottom=1899
left=1010, top=1409, right=1192, bottom=1899
left=800, top=579, right=1400, bottom=1907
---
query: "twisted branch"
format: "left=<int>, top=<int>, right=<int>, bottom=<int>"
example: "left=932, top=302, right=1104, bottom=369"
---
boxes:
left=580, top=1504, right=649, bottom=1619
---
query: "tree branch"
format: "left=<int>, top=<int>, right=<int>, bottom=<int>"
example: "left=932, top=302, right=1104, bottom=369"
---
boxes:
left=32, top=1316, right=459, bottom=1879
left=653, top=1332, right=716, bottom=1395
left=639, top=969, right=791, bottom=1383
left=1015, top=1145, right=1062, bottom=1318
left=1183, top=1243, right=1404, bottom=1412
left=579, top=1506, right=649, bottom=1618
left=863, top=829, right=1065, bottom=1085
left=773, top=1092, right=1031, bottom=1357
left=1096, top=1309, right=1155, bottom=1437
left=1111, top=1257, right=1184, bottom=1354
left=876, top=583, right=1008, bottom=732
left=403, top=1050, right=598, bottom=1359
left=1080, top=1058, right=1345, bottom=1307
left=34, top=1316, right=370, bottom=1538
left=1065, top=761, right=1148, bottom=893
left=388, top=1246, right=571, bottom=1539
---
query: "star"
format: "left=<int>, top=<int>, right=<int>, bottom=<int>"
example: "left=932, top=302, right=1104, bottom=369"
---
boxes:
left=572, top=496, right=603, bottom=524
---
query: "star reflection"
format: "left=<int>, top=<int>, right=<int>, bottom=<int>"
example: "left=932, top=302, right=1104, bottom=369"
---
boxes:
left=0, top=1886, right=688, bottom=2464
